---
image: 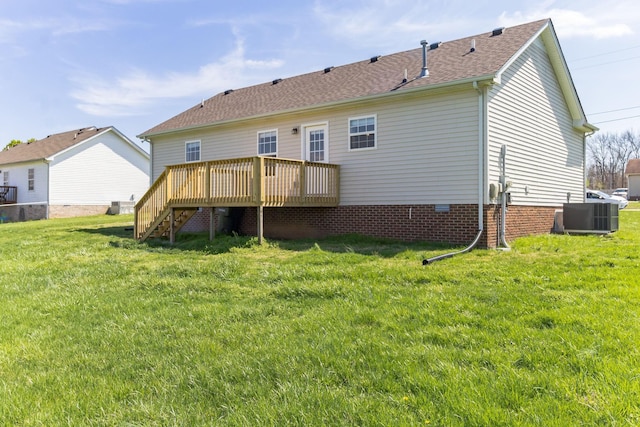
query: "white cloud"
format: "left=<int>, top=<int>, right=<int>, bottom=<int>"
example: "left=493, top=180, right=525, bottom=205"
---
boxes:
left=0, top=16, right=113, bottom=42
left=71, top=37, right=284, bottom=116
left=312, top=0, right=639, bottom=45
left=499, top=1, right=638, bottom=39
left=312, top=0, right=474, bottom=50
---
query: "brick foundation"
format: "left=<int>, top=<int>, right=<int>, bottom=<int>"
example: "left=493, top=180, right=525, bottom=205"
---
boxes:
left=484, top=205, right=559, bottom=248
left=0, top=204, right=48, bottom=222
left=49, top=205, right=110, bottom=219
left=179, top=204, right=560, bottom=248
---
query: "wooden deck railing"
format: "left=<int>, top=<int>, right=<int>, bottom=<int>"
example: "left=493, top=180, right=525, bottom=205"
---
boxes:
left=0, top=186, right=17, bottom=205
left=135, top=157, right=339, bottom=240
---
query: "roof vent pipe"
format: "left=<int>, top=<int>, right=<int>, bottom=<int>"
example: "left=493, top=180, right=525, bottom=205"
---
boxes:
left=470, top=39, right=476, bottom=52
left=420, top=40, right=429, bottom=78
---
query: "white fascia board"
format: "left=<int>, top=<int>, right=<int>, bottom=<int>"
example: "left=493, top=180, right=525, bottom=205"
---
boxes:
left=496, top=20, right=596, bottom=133
left=47, top=127, right=149, bottom=162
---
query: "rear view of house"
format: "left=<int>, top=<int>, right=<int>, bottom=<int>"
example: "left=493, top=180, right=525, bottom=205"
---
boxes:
left=136, top=19, right=596, bottom=248
left=0, top=126, right=149, bottom=222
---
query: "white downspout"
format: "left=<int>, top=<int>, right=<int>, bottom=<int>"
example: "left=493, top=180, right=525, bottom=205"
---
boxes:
left=423, top=81, right=485, bottom=265
left=44, top=159, right=51, bottom=219
left=474, top=81, right=485, bottom=235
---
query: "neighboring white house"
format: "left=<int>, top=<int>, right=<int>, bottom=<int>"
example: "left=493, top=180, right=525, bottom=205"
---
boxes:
left=136, top=19, right=596, bottom=248
left=626, top=159, right=640, bottom=201
left=0, top=126, right=149, bottom=221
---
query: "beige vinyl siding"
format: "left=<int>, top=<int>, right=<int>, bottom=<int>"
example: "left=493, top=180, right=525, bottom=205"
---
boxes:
left=150, top=88, right=480, bottom=205
left=333, top=90, right=479, bottom=205
left=487, top=38, right=584, bottom=206
left=151, top=116, right=307, bottom=180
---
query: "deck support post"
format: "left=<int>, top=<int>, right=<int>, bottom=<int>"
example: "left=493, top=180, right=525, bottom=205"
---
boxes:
left=209, top=207, right=216, bottom=241
left=257, top=205, right=264, bottom=244
left=169, top=208, right=175, bottom=244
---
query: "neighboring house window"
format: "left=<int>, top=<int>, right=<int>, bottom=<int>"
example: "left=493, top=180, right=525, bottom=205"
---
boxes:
left=349, top=115, right=376, bottom=150
left=258, top=130, right=277, bottom=156
left=28, top=168, right=35, bottom=191
left=185, top=140, right=201, bottom=162
left=3, top=171, right=8, bottom=186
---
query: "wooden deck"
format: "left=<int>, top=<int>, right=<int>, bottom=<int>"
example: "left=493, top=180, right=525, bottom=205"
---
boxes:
left=134, top=156, right=340, bottom=242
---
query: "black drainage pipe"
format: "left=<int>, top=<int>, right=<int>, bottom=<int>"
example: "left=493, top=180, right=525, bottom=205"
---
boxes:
left=422, top=229, right=483, bottom=265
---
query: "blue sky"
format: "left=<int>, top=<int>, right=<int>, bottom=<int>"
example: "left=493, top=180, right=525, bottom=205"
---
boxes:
left=1, top=0, right=639, bottom=150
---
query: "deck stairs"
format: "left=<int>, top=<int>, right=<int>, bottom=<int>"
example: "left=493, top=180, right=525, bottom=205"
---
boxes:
left=145, top=208, right=198, bottom=240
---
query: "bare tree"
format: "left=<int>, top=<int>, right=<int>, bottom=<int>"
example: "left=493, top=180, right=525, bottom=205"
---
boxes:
left=587, top=130, right=639, bottom=189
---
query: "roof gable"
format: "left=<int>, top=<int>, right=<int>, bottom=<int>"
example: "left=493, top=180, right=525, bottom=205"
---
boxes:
left=140, top=18, right=592, bottom=137
left=0, top=126, right=148, bottom=166
left=626, top=159, right=640, bottom=175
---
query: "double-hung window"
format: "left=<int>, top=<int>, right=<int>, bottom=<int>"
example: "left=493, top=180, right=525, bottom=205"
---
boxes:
left=258, top=130, right=277, bottom=157
left=185, top=140, right=201, bottom=162
left=349, top=115, right=376, bottom=150
left=28, top=168, right=35, bottom=191
left=349, top=116, right=376, bottom=150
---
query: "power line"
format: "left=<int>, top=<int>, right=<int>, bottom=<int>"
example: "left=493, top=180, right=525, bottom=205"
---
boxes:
left=592, top=114, right=640, bottom=125
left=569, top=44, right=640, bottom=62
left=588, top=105, right=640, bottom=116
left=572, top=55, right=640, bottom=71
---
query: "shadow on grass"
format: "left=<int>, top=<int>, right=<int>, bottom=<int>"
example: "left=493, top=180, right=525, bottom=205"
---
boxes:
left=75, top=225, right=135, bottom=239
left=75, top=226, right=456, bottom=258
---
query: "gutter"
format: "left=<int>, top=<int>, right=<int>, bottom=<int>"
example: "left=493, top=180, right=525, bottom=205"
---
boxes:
left=139, top=75, right=499, bottom=139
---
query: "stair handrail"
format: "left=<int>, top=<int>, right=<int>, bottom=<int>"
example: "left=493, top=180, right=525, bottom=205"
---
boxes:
left=134, top=169, right=168, bottom=239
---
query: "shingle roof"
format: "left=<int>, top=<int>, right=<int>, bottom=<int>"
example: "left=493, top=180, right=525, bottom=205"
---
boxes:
left=626, top=159, right=640, bottom=175
left=140, top=19, right=549, bottom=137
left=0, top=126, right=111, bottom=165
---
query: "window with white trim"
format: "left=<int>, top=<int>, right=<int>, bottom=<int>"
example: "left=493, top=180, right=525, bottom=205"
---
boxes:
left=185, top=140, right=201, bottom=162
left=257, top=130, right=277, bottom=156
left=349, top=115, right=376, bottom=150
left=28, top=168, right=35, bottom=191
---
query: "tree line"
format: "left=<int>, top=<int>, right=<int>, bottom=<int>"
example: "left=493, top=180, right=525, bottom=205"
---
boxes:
left=587, top=130, right=639, bottom=190
left=3, top=138, right=36, bottom=151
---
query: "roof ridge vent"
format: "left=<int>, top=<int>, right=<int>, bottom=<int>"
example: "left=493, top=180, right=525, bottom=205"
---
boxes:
left=492, top=27, right=505, bottom=36
left=272, top=78, right=282, bottom=85
left=370, top=55, right=381, bottom=63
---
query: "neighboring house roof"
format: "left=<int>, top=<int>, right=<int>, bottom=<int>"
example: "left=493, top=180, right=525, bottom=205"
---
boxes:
left=0, top=126, right=149, bottom=166
left=626, top=159, right=640, bottom=175
left=140, top=18, right=595, bottom=138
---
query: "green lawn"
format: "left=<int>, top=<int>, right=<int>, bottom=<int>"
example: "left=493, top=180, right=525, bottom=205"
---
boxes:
left=1, top=208, right=639, bottom=426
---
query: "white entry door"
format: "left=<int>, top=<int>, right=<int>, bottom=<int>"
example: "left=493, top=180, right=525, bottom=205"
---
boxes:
left=305, top=124, right=327, bottom=163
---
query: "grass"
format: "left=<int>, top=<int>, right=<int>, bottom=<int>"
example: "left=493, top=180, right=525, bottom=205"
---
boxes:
left=1, top=207, right=639, bottom=426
